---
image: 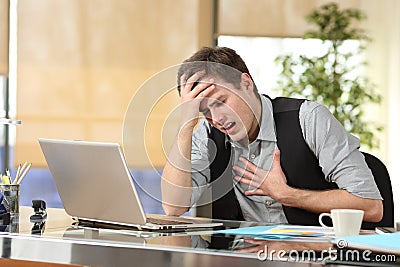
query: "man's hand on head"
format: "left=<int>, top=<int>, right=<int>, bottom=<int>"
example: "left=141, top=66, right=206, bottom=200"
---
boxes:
left=179, top=72, right=215, bottom=129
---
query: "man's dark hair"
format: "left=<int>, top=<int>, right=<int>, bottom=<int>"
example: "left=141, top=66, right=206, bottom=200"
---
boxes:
left=177, top=47, right=257, bottom=95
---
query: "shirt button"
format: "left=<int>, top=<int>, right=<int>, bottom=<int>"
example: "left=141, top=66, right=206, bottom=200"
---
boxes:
left=265, top=200, right=273, bottom=207
left=250, top=154, right=256, bottom=159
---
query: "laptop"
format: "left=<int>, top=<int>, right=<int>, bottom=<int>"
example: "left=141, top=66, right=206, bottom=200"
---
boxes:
left=38, top=138, right=223, bottom=232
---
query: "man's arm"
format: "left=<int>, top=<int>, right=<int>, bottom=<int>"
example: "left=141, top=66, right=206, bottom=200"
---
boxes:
left=161, top=124, right=195, bottom=216
left=234, top=100, right=383, bottom=222
left=161, top=73, right=215, bottom=216
left=278, top=187, right=383, bottom=222
left=233, top=149, right=383, bottom=222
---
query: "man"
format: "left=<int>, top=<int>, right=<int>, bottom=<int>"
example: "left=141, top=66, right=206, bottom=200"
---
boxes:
left=161, top=46, right=383, bottom=225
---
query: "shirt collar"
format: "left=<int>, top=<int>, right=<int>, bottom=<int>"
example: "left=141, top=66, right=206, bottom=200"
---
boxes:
left=258, top=95, right=277, bottom=142
left=227, top=95, right=277, bottom=147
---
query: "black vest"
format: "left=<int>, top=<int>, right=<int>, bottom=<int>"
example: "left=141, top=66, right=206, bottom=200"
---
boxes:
left=208, top=96, right=338, bottom=225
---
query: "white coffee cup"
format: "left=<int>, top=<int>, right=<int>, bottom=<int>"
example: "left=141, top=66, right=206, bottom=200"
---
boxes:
left=318, top=209, right=364, bottom=237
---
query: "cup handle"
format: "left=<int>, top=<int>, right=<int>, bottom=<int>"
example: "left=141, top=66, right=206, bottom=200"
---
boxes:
left=319, top=213, right=332, bottom=228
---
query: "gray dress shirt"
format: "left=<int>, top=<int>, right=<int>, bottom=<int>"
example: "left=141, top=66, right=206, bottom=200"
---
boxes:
left=190, top=96, right=382, bottom=223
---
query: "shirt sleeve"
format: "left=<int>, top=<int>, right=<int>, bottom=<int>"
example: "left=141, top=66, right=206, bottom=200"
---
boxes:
left=299, top=101, right=382, bottom=200
left=190, top=118, right=212, bottom=206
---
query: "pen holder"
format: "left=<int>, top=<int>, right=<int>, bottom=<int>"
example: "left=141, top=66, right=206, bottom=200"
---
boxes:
left=0, top=184, right=20, bottom=216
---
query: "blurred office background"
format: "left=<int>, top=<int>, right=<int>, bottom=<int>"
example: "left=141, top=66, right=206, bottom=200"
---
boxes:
left=0, top=0, right=399, bottom=220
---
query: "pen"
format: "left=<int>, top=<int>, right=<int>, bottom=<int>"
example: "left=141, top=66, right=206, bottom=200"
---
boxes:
left=16, top=162, right=32, bottom=185
left=13, top=161, right=28, bottom=185
left=13, top=164, right=22, bottom=185
left=4, top=168, right=13, bottom=184
left=5, top=168, right=11, bottom=178
left=19, top=162, right=28, bottom=176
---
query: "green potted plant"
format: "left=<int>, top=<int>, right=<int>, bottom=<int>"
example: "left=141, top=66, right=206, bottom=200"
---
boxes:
left=274, top=2, right=382, bottom=149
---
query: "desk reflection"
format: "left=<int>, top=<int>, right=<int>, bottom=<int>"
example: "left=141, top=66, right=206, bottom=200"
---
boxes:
left=234, top=238, right=332, bottom=254
left=62, top=227, right=147, bottom=245
left=59, top=224, right=333, bottom=260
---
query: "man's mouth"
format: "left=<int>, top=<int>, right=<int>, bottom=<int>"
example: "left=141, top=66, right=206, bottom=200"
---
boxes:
left=223, top=122, right=236, bottom=134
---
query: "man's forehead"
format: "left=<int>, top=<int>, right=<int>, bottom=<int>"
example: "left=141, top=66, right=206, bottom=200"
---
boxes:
left=199, top=86, right=238, bottom=108
left=199, top=89, right=222, bottom=109
left=206, top=85, right=231, bottom=99
left=198, top=73, right=219, bottom=82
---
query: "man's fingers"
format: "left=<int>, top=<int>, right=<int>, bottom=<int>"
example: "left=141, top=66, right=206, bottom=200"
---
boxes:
left=234, top=176, right=261, bottom=190
left=190, top=79, right=215, bottom=99
left=233, top=166, right=257, bottom=181
left=245, top=188, right=264, bottom=196
left=184, top=71, right=206, bottom=93
left=272, top=149, right=281, bottom=170
left=196, top=83, right=215, bottom=99
left=186, top=70, right=206, bottom=84
left=238, top=157, right=258, bottom=173
left=179, top=74, right=186, bottom=89
left=243, top=238, right=266, bottom=245
left=180, top=71, right=205, bottom=95
left=234, top=246, right=259, bottom=254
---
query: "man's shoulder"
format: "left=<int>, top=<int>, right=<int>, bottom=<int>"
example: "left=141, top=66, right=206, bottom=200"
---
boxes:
left=259, top=95, right=329, bottom=118
left=263, top=95, right=306, bottom=113
left=298, top=100, right=331, bottom=117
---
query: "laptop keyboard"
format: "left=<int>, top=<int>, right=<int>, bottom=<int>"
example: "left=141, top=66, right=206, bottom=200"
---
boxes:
left=146, top=217, right=193, bottom=225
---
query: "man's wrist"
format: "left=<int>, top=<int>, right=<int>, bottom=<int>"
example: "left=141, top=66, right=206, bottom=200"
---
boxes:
left=275, top=185, right=301, bottom=207
left=179, top=119, right=197, bottom=133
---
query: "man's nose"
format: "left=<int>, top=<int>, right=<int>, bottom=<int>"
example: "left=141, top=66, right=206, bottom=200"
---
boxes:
left=209, top=109, right=224, bottom=126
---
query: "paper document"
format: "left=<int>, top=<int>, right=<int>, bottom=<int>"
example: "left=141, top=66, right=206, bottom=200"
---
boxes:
left=217, top=225, right=334, bottom=240
left=332, top=232, right=400, bottom=255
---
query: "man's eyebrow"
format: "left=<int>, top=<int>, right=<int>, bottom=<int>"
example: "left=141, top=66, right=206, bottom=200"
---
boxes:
left=210, top=93, right=226, bottom=106
left=201, top=96, right=224, bottom=113
left=208, top=98, right=219, bottom=107
left=199, top=98, right=218, bottom=114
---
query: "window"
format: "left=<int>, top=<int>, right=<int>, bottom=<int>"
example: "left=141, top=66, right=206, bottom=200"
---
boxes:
left=217, top=36, right=363, bottom=98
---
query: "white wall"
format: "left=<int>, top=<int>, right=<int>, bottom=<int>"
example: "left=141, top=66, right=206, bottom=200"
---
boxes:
left=361, top=0, right=400, bottom=223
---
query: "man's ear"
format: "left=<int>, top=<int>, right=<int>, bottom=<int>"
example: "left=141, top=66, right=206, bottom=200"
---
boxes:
left=240, top=73, right=254, bottom=92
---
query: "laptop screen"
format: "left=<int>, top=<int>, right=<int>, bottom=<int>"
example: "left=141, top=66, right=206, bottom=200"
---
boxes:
left=38, top=138, right=147, bottom=226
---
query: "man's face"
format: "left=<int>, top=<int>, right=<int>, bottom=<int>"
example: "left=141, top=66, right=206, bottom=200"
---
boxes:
left=198, top=76, right=259, bottom=144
